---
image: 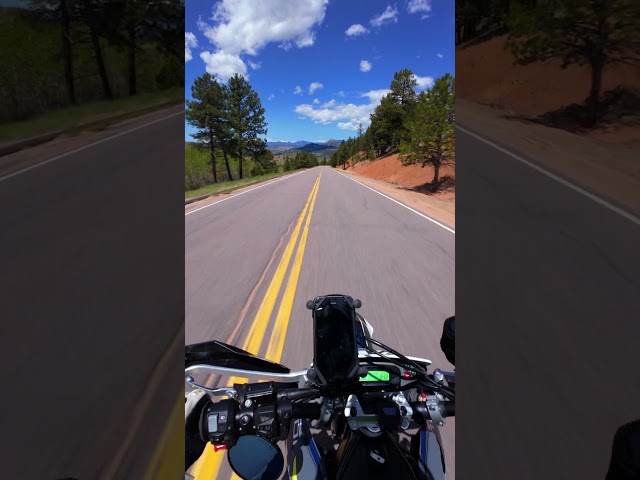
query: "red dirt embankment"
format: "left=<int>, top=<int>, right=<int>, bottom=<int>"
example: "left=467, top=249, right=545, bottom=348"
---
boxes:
left=455, top=34, right=640, bottom=216
left=346, top=153, right=455, bottom=200
left=456, top=34, right=640, bottom=152
left=336, top=153, right=456, bottom=228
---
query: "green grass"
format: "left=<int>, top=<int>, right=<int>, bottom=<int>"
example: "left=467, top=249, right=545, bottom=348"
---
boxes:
left=0, top=87, right=183, bottom=143
left=185, top=171, right=293, bottom=200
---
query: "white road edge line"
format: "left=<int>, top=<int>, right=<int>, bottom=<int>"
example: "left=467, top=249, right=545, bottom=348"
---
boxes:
left=333, top=168, right=456, bottom=234
left=185, top=170, right=307, bottom=216
left=457, top=125, right=640, bottom=226
left=0, top=109, right=184, bottom=183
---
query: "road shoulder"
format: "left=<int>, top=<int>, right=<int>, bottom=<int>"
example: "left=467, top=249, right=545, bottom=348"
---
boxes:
left=334, top=168, right=455, bottom=230
left=0, top=104, right=183, bottom=180
left=457, top=99, right=640, bottom=218
left=184, top=170, right=306, bottom=214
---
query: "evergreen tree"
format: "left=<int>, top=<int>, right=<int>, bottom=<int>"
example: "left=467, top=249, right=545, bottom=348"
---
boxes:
left=399, top=73, right=455, bottom=192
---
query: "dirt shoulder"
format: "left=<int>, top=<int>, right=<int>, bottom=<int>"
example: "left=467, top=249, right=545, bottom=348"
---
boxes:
left=458, top=99, right=640, bottom=217
left=456, top=32, right=640, bottom=218
left=184, top=170, right=305, bottom=214
left=457, top=34, right=640, bottom=153
left=336, top=167, right=455, bottom=230
left=0, top=104, right=183, bottom=179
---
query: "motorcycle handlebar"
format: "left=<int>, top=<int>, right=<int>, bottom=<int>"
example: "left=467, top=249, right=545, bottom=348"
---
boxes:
left=442, top=401, right=455, bottom=417
left=410, top=400, right=455, bottom=423
left=202, top=388, right=453, bottom=447
left=291, top=402, right=321, bottom=419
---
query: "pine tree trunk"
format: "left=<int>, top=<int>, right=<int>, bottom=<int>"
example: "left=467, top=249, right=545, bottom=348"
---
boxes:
left=238, top=150, right=243, bottom=179
left=128, top=26, right=137, bottom=96
left=588, top=57, right=604, bottom=127
left=432, top=155, right=441, bottom=193
left=60, top=0, right=76, bottom=104
left=90, top=26, right=113, bottom=100
left=222, top=150, right=233, bottom=181
left=209, top=132, right=217, bottom=184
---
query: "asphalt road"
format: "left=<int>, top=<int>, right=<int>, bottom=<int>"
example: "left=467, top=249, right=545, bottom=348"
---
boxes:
left=0, top=106, right=185, bottom=479
left=185, top=166, right=456, bottom=479
left=456, top=126, right=640, bottom=480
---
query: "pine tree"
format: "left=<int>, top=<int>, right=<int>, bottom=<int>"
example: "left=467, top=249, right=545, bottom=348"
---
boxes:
left=227, top=74, right=268, bottom=179
left=399, top=73, right=455, bottom=192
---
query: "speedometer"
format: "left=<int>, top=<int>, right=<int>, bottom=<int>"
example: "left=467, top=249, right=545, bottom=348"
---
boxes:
left=359, top=370, right=390, bottom=382
left=357, top=365, right=401, bottom=388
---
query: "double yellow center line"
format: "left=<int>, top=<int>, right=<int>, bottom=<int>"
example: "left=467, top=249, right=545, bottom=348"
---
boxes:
left=188, top=171, right=322, bottom=480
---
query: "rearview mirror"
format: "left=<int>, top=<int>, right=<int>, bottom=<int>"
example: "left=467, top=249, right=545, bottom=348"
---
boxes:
left=227, top=435, right=284, bottom=480
left=440, top=316, right=455, bottom=366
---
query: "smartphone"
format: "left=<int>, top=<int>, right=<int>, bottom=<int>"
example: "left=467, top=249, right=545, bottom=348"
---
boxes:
left=312, top=295, right=359, bottom=386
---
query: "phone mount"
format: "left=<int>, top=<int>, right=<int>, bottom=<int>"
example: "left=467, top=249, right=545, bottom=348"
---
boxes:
left=308, top=294, right=361, bottom=389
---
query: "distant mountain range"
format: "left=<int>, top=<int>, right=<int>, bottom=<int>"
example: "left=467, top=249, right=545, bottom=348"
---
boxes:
left=267, top=139, right=343, bottom=157
left=266, top=140, right=313, bottom=148
left=185, top=139, right=344, bottom=158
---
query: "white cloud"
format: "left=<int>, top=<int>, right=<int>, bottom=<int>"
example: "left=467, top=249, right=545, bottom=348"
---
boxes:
left=185, top=32, right=198, bottom=62
left=294, top=88, right=391, bottom=130
left=413, top=74, right=434, bottom=90
left=309, top=82, right=324, bottom=94
left=436, top=53, right=444, bottom=58
left=197, top=16, right=208, bottom=34
left=268, top=93, right=275, bottom=101
left=360, top=60, right=372, bottom=72
left=313, top=98, right=320, bottom=104
left=200, top=50, right=248, bottom=82
left=345, top=24, right=369, bottom=36
left=195, top=1, right=327, bottom=84
left=370, top=5, right=399, bottom=27
left=362, top=89, right=392, bottom=103
left=337, top=90, right=345, bottom=97
left=407, top=0, right=432, bottom=14
left=337, top=121, right=360, bottom=131
left=294, top=86, right=303, bottom=95
left=200, top=0, right=328, bottom=56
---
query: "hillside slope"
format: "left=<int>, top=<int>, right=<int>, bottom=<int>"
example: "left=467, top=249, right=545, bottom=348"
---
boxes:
left=457, top=35, right=640, bottom=151
left=345, top=153, right=455, bottom=201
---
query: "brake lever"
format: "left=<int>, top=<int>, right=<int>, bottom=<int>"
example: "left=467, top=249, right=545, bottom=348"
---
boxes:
left=185, top=375, right=239, bottom=400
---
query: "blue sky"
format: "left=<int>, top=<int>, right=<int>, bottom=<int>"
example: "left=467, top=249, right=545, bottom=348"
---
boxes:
left=185, top=0, right=454, bottom=143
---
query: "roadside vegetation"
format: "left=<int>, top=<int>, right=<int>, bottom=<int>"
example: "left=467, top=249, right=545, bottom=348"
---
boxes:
left=185, top=171, right=290, bottom=200
left=331, top=69, right=455, bottom=193
left=185, top=73, right=318, bottom=195
left=0, top=1, right=183, bottom=140
left=456, top=0, right=640, bottom=128
left=282, top=151, right=323, bottom=171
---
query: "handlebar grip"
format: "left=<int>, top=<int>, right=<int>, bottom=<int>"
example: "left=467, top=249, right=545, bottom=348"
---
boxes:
left=291, top=402, right=321, bottom=419
left=410, top=400, right=455, bottom=422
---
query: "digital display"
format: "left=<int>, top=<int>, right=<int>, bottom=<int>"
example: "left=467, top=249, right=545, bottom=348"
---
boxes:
left=359, top=370, right=390, bottom=382
left=207, top=413, right=219, bottom=433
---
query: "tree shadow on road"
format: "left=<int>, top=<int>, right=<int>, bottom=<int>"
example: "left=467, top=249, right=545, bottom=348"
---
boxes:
left=504, top=87, right=640, bottom=133
left=398, top=175, right=456, bottom=196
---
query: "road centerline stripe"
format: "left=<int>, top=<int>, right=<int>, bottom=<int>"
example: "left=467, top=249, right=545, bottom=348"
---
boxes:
left=188, top=174, right=321, bottom=480
left=266, top=172, right=322, bottom=363
left=244, top=175, right=320, bottom=355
